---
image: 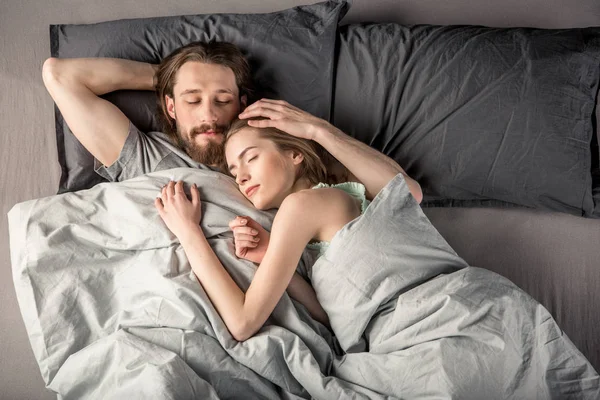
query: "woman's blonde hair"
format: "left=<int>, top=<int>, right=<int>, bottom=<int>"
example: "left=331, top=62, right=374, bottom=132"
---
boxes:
left=222, top=118, right=340, bottom=186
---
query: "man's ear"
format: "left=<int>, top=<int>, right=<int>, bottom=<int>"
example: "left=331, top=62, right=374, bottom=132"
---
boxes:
left=240, top=94, right=248, bottom=111
left=166, top=95, right=176, bottom=120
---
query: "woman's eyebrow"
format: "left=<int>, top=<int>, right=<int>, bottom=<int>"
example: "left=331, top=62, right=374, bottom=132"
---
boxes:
left=228, top=146, right=257, bottom=171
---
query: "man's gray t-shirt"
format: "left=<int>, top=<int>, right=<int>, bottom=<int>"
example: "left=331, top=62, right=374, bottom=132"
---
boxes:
left=94, top=122, right=216, bottom=181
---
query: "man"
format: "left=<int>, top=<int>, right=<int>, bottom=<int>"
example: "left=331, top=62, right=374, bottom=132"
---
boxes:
left=42, top=40, right=422, bottom=202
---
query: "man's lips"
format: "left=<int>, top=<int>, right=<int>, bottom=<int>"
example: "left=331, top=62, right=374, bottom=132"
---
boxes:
left=245, top=185, right=260, bottom=197
left=191, top=129, right=223, bottom=138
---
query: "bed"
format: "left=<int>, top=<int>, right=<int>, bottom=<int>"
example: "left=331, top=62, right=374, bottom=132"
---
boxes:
left=2, top=0, right=600, bottom=398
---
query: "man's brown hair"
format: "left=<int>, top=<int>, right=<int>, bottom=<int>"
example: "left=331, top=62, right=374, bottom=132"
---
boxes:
left=154, top=41, right=253, bottom=143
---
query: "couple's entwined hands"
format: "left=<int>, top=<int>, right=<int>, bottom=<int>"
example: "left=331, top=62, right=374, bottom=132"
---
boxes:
left=155, top=180, right=269, bottom=264
left=239, top=98, right=331, bottom=141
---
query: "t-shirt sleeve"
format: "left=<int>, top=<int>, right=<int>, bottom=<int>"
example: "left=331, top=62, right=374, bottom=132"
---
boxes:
left=94, top=121, right=174, bottom=182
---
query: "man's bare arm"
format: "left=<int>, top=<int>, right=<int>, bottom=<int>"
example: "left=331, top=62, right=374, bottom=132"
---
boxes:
left=42, top=57, right=158, bottom=167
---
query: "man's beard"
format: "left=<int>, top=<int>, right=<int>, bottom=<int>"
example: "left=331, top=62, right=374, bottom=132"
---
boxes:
left=175, top=122, right=228, bottom=167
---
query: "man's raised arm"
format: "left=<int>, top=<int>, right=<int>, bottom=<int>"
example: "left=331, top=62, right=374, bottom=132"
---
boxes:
left=42, top=57, right=157, bottom=167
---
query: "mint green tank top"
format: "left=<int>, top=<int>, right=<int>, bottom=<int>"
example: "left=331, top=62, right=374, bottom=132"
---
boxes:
left=306, top=181, right=371, bottom=257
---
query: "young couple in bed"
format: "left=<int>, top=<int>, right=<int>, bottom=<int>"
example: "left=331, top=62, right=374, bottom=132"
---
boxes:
left=44, top=40, right=423, bottom=341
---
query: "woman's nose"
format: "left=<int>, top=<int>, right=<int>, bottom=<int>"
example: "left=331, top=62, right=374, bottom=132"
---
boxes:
left=236, top=169, right=249, bottom=185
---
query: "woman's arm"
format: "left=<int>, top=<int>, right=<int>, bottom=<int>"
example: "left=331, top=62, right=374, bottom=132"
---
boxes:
left=177, top=191, right=320, bottom=341
left=238, top=99, right=423, bottom=203
left=229, top=216, right=330, bottom=328
left=286, top=272, right=330, bottom=328
left=313, top=126, right=423, bottom=203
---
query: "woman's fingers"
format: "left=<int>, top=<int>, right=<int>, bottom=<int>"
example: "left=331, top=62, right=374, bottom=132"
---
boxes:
left=229, top=216, right=246, bottom=228
left=245, top=98, right=294, bottom=111
left=251, top=98, right=287, bottom=106
left=233, top=226, right=259, bottom=236
left=239, top=106, right=281, bottom=120
left=247, top=119, right=279, bottom=129
left=167, top=180, right=176, bottom=197
left=160, top=180, right=197, bottom=202
left=161, top=180, right=176, bottom=200
left=237, top=240, right=259, bottom=249
left=154, top=197, right=165, bottom=215
left=174, top=180, right=185, bottom=195
left=234, top=232, right=260, bottom=242
left=190, top=183, right=200, bottom=205
left=229, top=216, right=256, bottom=229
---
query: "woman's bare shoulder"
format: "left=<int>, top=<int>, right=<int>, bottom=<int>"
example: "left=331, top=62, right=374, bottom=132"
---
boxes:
left=286, top=187, right=358, bottom=211
left=280, top=188, right=360, bottom=242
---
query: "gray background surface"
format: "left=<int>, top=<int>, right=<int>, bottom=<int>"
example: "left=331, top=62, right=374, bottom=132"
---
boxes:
left=2, top=0, right=599, bottom=398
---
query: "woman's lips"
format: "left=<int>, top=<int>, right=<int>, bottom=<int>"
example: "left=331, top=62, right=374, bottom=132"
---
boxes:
left=245, top=185, right=260, bottom=197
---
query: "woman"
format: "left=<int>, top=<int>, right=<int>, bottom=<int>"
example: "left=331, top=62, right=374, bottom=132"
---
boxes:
left=154, top=105, right=422, bottom=342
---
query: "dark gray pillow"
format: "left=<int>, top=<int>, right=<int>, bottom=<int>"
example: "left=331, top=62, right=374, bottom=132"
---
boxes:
left=50, top=0, right=349, bottom=193
left=332, top=23, right=600, bottom=217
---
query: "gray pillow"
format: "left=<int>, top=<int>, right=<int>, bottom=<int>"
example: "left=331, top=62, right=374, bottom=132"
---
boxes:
left=332, top=23, right=600, bottom=217
left=50, top=0, right=350, bottom=193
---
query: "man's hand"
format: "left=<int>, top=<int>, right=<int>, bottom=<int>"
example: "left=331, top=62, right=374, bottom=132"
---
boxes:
left=155, top=180, right=202, bottom=240
left=238, top=99, right=332, bottom=141
left=229, top=216, right=270, bottom=264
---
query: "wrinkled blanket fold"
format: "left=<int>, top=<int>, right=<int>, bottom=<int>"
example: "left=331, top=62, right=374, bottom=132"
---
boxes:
left=312, top=173, right=600, bottom=398
left=9, top=168, right=599, bottom=399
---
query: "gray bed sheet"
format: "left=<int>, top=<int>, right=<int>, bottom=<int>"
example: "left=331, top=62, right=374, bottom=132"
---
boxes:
left=8, top=169, right=600, bottom=398
left=3, top=0, right=600, bottom=398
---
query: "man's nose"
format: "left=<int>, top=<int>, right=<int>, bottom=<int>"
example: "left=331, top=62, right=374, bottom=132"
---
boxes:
left=197, top=101, right=218, bottom=123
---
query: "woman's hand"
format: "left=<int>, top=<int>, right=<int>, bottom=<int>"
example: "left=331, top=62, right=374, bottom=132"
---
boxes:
left=229, top=216, right=270, bottom=264
left=155, top=180, right=202, bottom=240
left=238, top=99, right=332, bottom=141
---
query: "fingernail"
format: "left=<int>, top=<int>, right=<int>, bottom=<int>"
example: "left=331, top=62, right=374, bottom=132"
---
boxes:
left=251, top=229, right=258, bottom=235
left=156, top=192, right=162, bottom=198
left=241, top=219, right=247, bottom=224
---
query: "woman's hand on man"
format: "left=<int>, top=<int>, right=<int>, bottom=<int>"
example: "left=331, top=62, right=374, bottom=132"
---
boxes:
left=155, top=180, right=202, bottom=240
left=238, top=98, right=332, bottom=142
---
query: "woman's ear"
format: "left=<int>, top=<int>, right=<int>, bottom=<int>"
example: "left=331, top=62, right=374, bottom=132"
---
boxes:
left=166, top=95, right=176, bottom=120
left=288, top=150, right=304, bottom=166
